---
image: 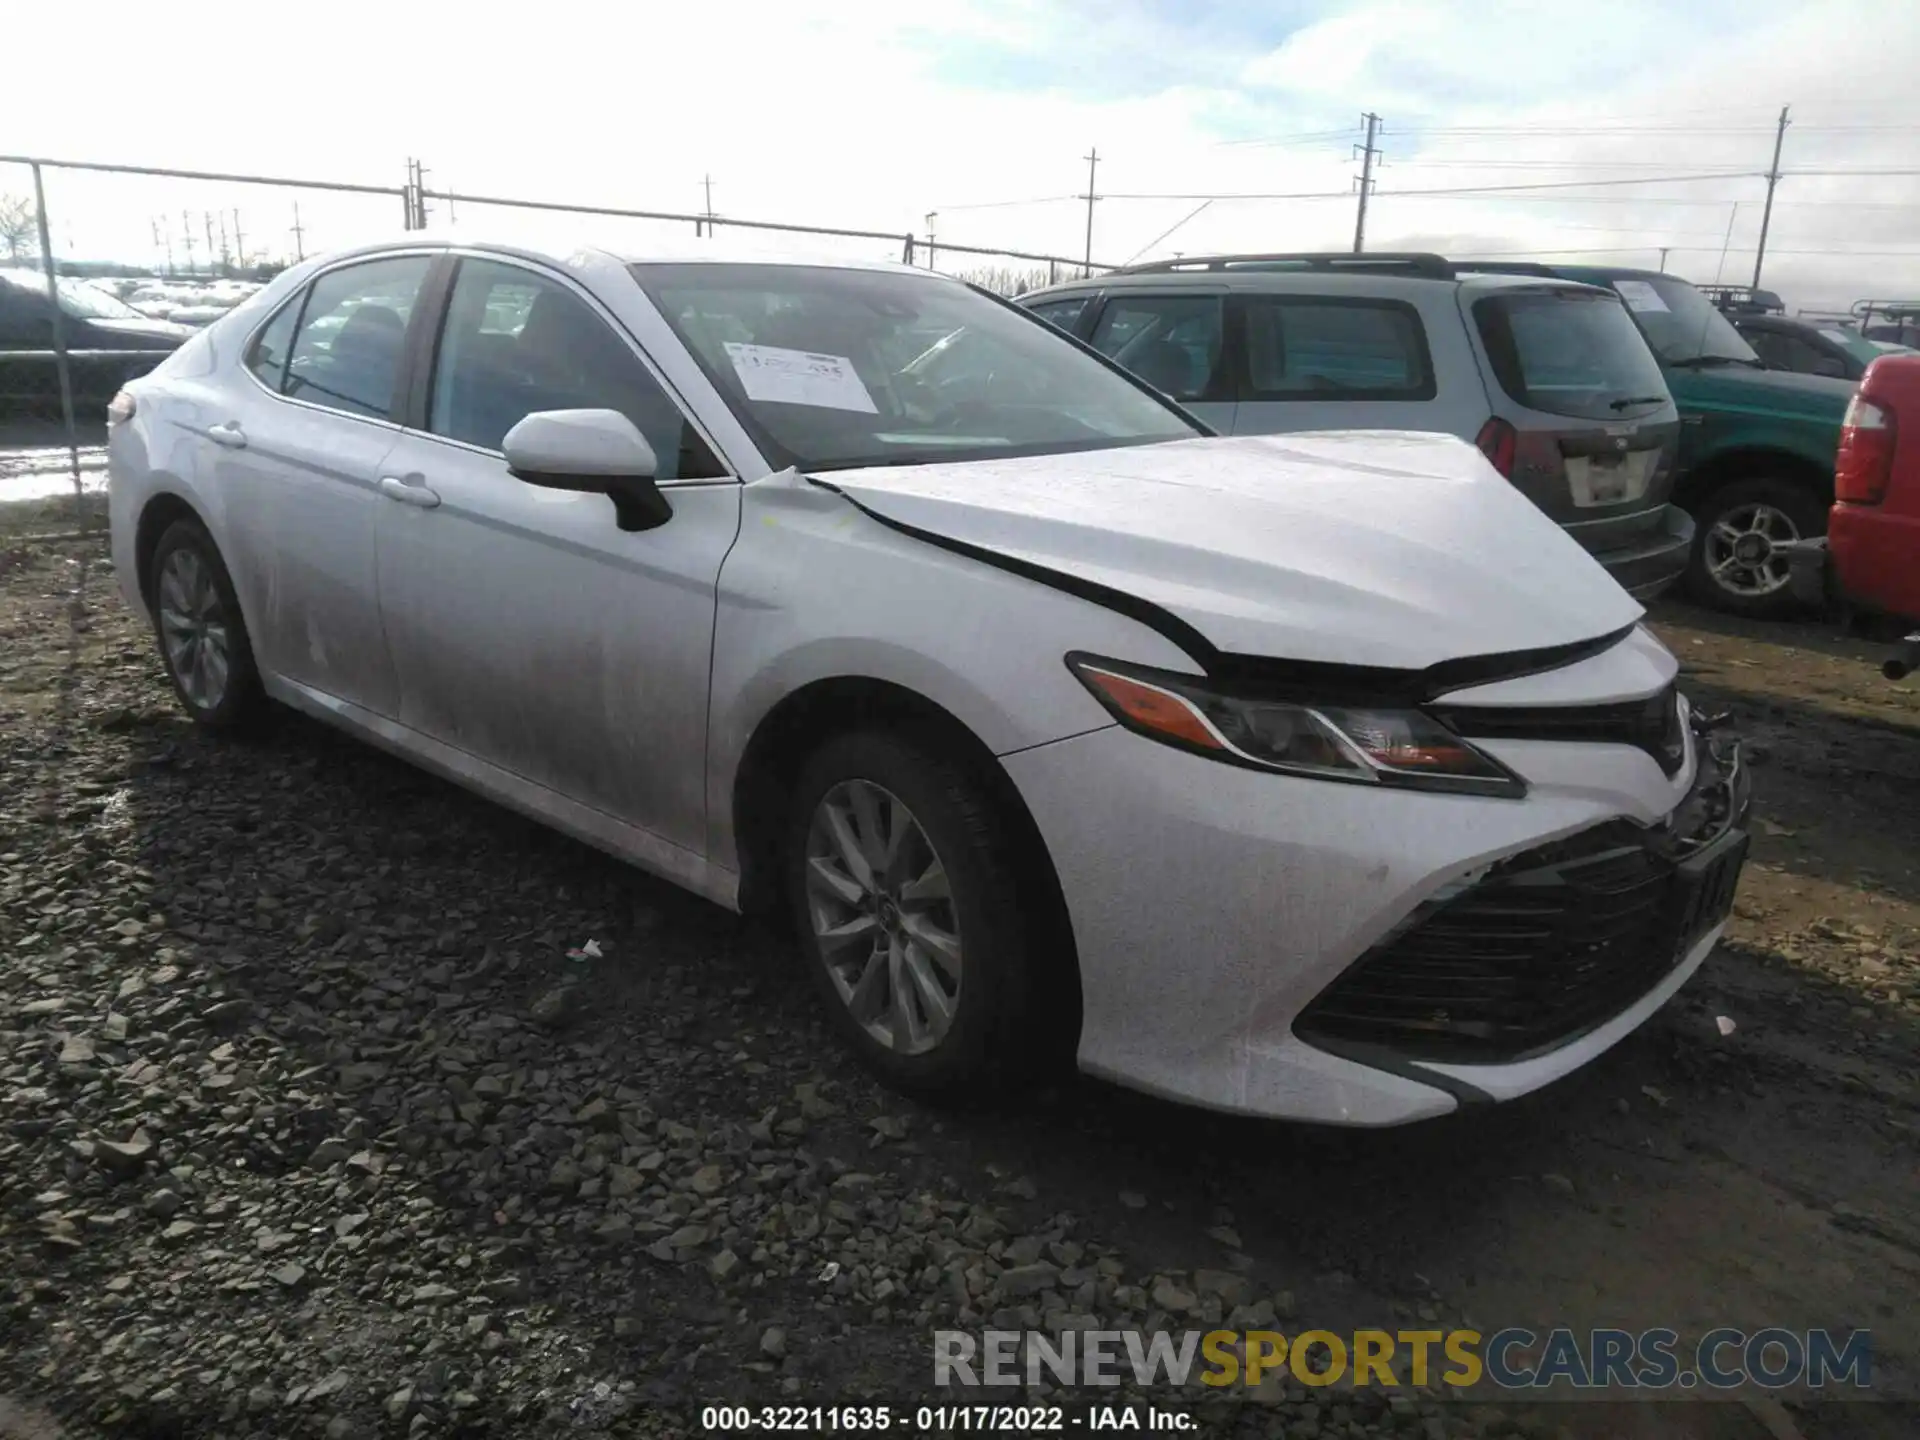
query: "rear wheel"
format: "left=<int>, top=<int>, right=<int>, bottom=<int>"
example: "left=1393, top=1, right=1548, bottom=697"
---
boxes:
left=147, top=518, right=264, bottom=729
left=1684, top=476, right=1827, bottom=618
left=784, top=730, right=1045, bottom=1103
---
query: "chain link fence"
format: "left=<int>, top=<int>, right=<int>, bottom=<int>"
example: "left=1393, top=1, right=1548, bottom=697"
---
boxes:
left=1, top=153, right=1106, bottom=543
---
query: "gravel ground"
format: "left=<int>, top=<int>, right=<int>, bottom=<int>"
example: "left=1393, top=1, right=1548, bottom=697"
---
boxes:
left=1, top=526, right=1917, bottom=1440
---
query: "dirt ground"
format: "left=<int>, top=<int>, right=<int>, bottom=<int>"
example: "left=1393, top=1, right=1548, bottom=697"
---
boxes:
left=0, top=521, right=1915, bottom=1440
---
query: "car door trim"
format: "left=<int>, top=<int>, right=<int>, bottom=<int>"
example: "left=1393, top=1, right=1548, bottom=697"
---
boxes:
left=404, top=249, right=738, bottom=487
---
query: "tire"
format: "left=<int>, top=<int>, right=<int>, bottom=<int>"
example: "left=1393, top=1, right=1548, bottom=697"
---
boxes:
left=146, top=518, right=265, bottom=730
left=1683, top=476, right=1828, bottom=619
left=783, top=730, right=1046, bottom=1104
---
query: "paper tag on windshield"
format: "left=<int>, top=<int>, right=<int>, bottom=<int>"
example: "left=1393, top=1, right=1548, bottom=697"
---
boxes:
left=1613, top=279, right=1669, bottom=314
left=724, top=343, right=877, bottom=413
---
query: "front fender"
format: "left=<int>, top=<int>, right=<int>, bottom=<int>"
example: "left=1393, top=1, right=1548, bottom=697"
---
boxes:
left=703, top=474, right=1195, bottom=872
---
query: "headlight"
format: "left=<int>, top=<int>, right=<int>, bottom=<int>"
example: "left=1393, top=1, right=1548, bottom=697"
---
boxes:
left=1066, top=654, right=1525, bottom=798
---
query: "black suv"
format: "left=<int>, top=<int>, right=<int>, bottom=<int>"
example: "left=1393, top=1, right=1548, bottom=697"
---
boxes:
left=0, top=269, right=190, bottom=417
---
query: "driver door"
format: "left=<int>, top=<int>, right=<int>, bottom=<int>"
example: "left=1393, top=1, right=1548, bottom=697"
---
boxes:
left=373, top=255, right=740, bottom=861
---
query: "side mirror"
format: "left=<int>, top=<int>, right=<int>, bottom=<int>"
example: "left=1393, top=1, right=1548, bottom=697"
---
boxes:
left=503, top=408, right=670, bottom=532
left=1812, top=355, right=1848, bottom=379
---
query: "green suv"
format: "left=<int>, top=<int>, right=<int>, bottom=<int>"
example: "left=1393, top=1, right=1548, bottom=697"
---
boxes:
left=1468, top=264, right=1856, bottom=617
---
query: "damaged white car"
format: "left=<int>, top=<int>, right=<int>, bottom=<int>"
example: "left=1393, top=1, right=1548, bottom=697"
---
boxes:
left=107, top=238, right=1751, bottom=1126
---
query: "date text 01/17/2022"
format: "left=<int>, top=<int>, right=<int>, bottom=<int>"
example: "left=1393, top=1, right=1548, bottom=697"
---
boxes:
left=698, top=1404, right=1198, bottom=1431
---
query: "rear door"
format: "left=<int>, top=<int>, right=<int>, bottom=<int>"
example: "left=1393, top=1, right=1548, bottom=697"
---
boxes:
left=1083, top=289, right=1235, bottom=430
left=1460, top=280, right=1681, bottom=555
left=217, top=250, right=438, bottom=716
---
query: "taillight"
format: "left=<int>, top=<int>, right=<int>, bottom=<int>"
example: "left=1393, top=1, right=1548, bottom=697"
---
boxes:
left=1836, top=394, right=1895, bottom=504
left=1475, top=417, right=1517, bottom=478
left=106, top=389, right=137, bottom=426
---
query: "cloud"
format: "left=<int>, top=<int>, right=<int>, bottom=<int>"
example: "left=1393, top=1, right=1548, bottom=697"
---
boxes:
left=4, top=0, right=1916, bottom=307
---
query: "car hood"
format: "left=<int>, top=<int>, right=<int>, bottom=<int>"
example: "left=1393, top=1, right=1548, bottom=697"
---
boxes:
left=1667, top=360, right=1855, bottom=416
left=818, top=431, right=1644, bottom=673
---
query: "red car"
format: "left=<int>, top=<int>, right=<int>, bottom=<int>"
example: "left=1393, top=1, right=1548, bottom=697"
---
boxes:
left=1794, top=352, right=1920, bottom=677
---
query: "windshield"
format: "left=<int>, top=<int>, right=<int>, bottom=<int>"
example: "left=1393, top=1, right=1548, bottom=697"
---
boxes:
left=632, top=263, right=1199, bottom=472
left=1472, top=289, right=1670, bottom=420
left=1608, top=276, right=1759, bottom=366
left=57, top=279, right=146, bottom=321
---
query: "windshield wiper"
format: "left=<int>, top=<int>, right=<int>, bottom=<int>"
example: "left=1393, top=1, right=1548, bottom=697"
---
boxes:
left=1609, top=395, right=1666, bottom=410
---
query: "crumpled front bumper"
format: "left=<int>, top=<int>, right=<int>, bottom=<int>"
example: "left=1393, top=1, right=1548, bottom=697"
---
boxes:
left=1004, top=699, right=1751, bottom=1126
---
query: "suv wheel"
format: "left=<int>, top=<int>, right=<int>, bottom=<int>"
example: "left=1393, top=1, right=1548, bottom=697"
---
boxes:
left=784, top=730, right=1043, bottom=1103
left=148, top=518, right=264, bottom=729
left=1684, top=477, right=1827, bottom=618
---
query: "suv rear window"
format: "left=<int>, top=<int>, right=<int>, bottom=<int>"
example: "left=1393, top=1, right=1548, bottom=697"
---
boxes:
left=1473, top=290, right=1670, bottom=421
left=1240, top=297, right=1434, bottom=400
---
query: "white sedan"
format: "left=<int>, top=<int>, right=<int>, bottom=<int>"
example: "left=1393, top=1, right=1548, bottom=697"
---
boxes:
left=107, top=236, right=1751, bottom=1126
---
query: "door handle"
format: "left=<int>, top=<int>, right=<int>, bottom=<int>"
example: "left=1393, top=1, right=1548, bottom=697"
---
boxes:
left=379, top=476, right=441, bottom=508
left=206, top=421, right=247, bottom=449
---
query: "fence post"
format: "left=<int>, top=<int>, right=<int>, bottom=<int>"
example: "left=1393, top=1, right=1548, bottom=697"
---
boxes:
left=29, top=162, right=83, bottom=522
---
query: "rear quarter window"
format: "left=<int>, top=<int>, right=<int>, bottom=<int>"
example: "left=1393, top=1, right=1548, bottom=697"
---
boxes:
left=1238, top=296, right=1434, bottom=401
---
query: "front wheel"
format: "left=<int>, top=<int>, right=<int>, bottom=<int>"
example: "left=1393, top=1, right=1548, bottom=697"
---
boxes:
left=784, top=731, right=1048, bottom=1104
left=1683, top=477, right=1828, bottom=618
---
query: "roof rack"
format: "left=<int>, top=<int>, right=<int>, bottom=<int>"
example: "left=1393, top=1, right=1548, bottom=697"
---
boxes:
left=1852, top=297, right=1920, bottom=321
left=1701, top=285, right=1784, bottom=314
left=1114, top=251, right=1454, bottom=279
left=1450, top=260, right=1561, bottom=278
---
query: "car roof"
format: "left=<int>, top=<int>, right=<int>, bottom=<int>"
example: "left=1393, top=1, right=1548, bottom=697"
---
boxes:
left=300, top=230, right=949, bottom=282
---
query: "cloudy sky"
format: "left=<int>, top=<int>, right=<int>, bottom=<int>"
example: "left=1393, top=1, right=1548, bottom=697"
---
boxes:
left=6, top=0, right=1918, bottom=309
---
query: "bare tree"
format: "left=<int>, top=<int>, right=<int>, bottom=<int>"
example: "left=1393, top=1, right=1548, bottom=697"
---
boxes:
left=0, top=194, right=37, bottom=264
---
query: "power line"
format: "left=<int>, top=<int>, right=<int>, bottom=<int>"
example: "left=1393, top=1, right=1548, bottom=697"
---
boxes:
left=933, top=195, right=1078, bottom=212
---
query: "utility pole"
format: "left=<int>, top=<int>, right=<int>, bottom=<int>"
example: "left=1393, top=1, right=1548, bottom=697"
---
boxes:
left=1658, top=246, right=1670, bottom=273
left=1352, top=111, right=1382, bottom=253
left=216, top=211, right=231, bottom=274
left=1079, top=148, right=1100, bottom=276
left=291, top=201, right=306, bottom=262
left=205, top=212, right=219, bottom=274
left=925, top=212, right=938, bottom=270
left=1752, top=104, right=1790, bottom=290
left=700, top=175, right=715, bottom=238
left=231, top=209, right=246, bottom=270
left=180, top=211, right=197, bottom=275
left=153, top=218, right=174, bottom=277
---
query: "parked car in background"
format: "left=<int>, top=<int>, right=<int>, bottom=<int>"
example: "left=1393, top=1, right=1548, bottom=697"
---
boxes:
left=0, top=268, right=191, bottom=417
left=1730, top=313, right=1894, bottom=381
left=1792, top=352, right=1920, bottom=678
left=108, top=236, right=1750, bottom=1126
left=1019, top=253, right=1693, bottom=600
left=1468, top=264, right=1856, bottom=618
left=1853, top=300, right=1920, bottom=348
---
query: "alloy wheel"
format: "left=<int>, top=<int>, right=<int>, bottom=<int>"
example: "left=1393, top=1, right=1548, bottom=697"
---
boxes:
left=157, top=546, right=231, bottom=712
left=802, top=779, right=962, bottom=1056
left=1703, top=501, right=1802, bottom=599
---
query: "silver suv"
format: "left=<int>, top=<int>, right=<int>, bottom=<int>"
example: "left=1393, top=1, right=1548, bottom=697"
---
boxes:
left=1020, top=253, right=1693, bottom=599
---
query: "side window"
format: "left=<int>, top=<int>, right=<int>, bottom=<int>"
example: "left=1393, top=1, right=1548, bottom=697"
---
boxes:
left=1240, top=297, right=1434, bottom=401
left=1088, top=295, right=1223, bottom=401
left=426, top=258, right=725, bottom=479
left=1745, top=328, right=1788, bottom=368
left=245, top=296, right=303, bottom=392
left=283, top=255, right=432, bottom=420
left=1026, top=297, right=1089, bottom=333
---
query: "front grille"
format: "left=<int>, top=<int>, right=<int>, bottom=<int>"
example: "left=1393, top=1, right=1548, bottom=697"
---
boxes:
left=1295, top=818, right=1702, bottom=1064
left=1437, top=684, right=1687, bottom=776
